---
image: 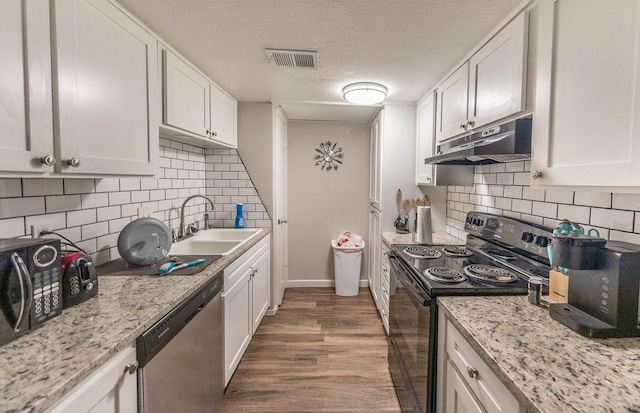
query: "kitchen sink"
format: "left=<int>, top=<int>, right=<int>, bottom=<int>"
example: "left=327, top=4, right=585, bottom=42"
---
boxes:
left=169, top=228, right=261, bottom=256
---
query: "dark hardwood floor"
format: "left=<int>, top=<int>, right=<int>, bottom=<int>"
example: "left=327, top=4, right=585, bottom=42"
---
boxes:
left=222, top=287, right=401, bottom=412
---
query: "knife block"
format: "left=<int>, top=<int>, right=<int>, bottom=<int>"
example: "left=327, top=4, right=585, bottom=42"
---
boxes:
left=548, top=269, right=569, bottom=303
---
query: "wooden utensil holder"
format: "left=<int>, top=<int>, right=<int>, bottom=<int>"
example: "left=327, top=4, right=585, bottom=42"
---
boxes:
left=548, top=269, right=569, bottom=303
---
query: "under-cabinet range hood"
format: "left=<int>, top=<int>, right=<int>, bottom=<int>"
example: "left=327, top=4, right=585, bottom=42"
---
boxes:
left=425, top=117, right=532, bottom=165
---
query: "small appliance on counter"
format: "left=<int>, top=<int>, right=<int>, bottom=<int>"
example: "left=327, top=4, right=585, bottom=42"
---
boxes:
left=0, top=238, right=62, bottom=346
left=549, top=240, right=640, bottom=338
left=61, top=251, right=98, bottom=308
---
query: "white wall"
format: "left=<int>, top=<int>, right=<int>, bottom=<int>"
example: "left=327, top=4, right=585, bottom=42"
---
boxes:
left=287, top=121, right=370, bottom=286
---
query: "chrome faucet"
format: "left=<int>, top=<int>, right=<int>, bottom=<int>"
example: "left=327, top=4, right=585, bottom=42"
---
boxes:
left=178, top=195, right=215, bottom=239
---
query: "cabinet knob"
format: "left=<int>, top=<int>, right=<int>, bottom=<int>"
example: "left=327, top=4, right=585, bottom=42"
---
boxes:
left=212, top=131, right=218, bottom=137
left=206, top=129, right=211, bottom=136
left=531, top=170, right=543, bottom=180
left=459, top=123, right=466, bottom=130
left=66, top=158, right=81, bottom=167
left=467, top=366, right=479, bottom=379
left=124, top=361, right=139, bottom=375
left=466, top=120, right=475, bottom=128
left=39, top=155, right=56, bottom=166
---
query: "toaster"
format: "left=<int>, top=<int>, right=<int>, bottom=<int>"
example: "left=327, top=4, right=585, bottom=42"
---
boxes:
left=61, top=252, right=98, bottom=308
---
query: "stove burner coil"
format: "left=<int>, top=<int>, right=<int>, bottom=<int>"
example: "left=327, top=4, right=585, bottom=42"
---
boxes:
left=423, top=267, right=466, bottom=283
left=442, top=245, right=473, bottom=257
left=404, top=246, right=442, bottom=259
left=463, top=264, right=518, bottom=283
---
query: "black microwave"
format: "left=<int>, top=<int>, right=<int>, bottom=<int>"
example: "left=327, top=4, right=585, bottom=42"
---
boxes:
left=0, top=238, right=63, bottom=347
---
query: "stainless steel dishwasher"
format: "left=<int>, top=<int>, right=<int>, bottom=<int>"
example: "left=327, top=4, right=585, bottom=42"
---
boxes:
left=137, top=272, right=223, bottom=413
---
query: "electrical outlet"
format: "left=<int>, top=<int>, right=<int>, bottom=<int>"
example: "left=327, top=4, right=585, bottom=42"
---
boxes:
left=31, top=224, right=51, bottom=238
left=138, top=206, right=153, bottom=218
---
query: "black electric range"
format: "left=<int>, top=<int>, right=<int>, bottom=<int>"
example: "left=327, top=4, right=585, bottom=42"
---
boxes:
left=388, top=212, right=553, bottom=413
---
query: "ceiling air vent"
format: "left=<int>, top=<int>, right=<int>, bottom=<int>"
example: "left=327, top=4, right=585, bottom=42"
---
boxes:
left=265, top=49, right=319, bottom=70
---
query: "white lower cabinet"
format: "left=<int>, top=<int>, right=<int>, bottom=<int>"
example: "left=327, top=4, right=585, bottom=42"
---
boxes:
left=380, top=242, right=390, bottom=334
left=47, top=346, right=137, bottom=413
left=367, top=207, right=381, bottom=309
left=439, top=314, right=520, bottom=413
left=222, top=237, right=270, bottom=386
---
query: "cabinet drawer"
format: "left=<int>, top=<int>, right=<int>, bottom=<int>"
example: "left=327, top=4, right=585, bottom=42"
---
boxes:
left=224, top=237, right=269, bottom=290
left=446, top=319, right=518, bottom=413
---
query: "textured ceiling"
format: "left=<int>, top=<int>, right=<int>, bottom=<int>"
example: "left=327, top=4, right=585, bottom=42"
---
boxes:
left=117, top=0, right=522, bottom=121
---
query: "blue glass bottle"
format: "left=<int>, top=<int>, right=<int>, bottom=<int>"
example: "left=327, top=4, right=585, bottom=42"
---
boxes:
left=235, top=203, right=244, bottom=228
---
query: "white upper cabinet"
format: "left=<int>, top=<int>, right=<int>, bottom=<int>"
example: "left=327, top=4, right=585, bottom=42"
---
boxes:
left=436, top=12, right=528, bottom=143
left=436, top=64, right=470, bottom=142
left=162, top=49, right=237, bottom=148
left=52, top=0, right=159, bottom=175
left=163, top=50, right=210, bottom=138
left=1, top=2, right=54, bottom=174
left=531, top=0, right=640, bottom=189
left=416, top=92, right=436, bottom=185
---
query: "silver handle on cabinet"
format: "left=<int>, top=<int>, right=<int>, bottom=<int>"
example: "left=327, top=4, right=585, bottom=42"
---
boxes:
left=124, top=361, right=139, bottom=375
left=39, top=155, right=56, bottom=166
left=66, top=157, right=80, bottom=167
left=467, top=366, right=479, bottom=379
left=531, top=170, right=543, bottom=180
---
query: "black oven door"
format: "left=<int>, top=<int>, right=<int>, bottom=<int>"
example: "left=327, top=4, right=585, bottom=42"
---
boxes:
left=388, top=252, right=437, bottom=413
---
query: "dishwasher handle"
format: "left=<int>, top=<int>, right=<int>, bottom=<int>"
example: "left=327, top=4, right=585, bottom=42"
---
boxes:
left=137, top=272, right=223, bottom=367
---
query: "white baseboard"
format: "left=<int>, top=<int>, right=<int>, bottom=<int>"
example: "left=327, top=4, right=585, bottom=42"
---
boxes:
left=286, top=279, right=370, bottom=288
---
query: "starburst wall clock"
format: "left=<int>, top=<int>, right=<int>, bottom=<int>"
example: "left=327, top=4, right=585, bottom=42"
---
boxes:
left=313, top=141, right=344, bottom=171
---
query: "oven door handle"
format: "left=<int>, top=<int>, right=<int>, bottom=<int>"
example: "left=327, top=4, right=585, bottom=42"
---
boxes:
left=389, top=253, right=431, bottom=305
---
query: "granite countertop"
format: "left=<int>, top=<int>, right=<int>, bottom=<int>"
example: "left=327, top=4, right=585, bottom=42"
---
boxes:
left=438, top=295, right=640, bottom=413
left=381, top=231, right=464, bottom=247
left=0, top=229, right=271, bottom=413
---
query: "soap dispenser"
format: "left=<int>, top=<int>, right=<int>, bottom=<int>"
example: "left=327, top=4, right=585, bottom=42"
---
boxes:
left=235, top=203, right=244, bottom=228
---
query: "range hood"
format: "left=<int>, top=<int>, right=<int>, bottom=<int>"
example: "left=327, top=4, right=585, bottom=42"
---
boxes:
left=425, top=117, right=532, bottom=166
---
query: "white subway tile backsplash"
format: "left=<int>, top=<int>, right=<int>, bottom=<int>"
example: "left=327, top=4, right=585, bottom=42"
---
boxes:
left=496, top=173, right=514, bottom=185
left=503, top=186, right=523, bottom=199
left=610, top=230, right=640, bottom=244
left=109, top=217, right=132, bottom=234
left=612, top=193, right=640, bottom=211
left=512, top=199, right=532, bottom=214
left=67, top=209, right=97, bottom=227
left=489, top=164, right=506, bottom=173
left=574, top=191, right=611, bottom=208
left=532, top=201, right=557, bottom=218
left=0, top=179, right=22, bottom=198
left=108, top=192, right=131, bottom=206
left=0, top=218, right=26, bottom=237
left=636, top=213, right=639, bottom=234
left=513, top=172, right=530, bottom=185
left=95, top=179, right=120, bottom=193
left=506, top=162, right=525, bottom=172
left=97, top=206, right=121, bottom=222
left=23, top=179, right=64, bottom=196
left=495, top=197, right=512, bottom=210
left=81, top=222, right=109, bottom=240
left=64, top=179, right=96, bottom=194
left=131, top=191, right=150, bottom=203
left=545, top=190, right=574, bottom=204
left=120, top=178, right=141, bottom=191
left=590, top=208, right=634, bottom=232
left=81, top=193, right=109, bottom=209
left=557, top=204, right=590, bottom=224
left=1, top=197, right=45, bottom=218
left=25, top=213, right=66, bottom=231
left=522, top=188, right=545, bottom=201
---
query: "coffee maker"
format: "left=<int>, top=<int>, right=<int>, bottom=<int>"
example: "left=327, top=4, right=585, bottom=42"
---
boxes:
left=549, top=239, right=640, bottom=338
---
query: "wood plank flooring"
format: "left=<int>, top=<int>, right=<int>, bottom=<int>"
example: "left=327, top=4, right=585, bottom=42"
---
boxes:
left=222, top=288, right=401, bottom=412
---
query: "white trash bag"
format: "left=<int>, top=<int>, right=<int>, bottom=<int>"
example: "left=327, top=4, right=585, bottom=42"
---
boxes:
left=331, top=231, right=365, bottom=252
left=331, top=231, right=365, bottom=296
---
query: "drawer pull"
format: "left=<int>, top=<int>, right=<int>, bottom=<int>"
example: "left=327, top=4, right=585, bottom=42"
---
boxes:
left=467, top=366, right=479, bottom=379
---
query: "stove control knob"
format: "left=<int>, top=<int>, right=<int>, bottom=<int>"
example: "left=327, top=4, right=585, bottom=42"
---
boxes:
left=478, top=219, right=484, bottom=226
left=535, top=236, right=549, bottom=247
left=472, top=218, right=480, bottom=225
left=521, top=232, right=535, bottom=243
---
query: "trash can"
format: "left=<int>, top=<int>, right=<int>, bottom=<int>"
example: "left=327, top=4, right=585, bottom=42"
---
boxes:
left=331, top=232, right=365, bottom=296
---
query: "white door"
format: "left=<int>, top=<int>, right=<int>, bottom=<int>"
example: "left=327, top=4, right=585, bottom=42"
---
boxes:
left=273, top=107, right=288, bottom=307
left=531, top=0, right=640, bottom=188
left=0, top=1, right=54, bottom=173
left=369, top=111, right=383, bottom=208
left=251, top=249, right=270, bottom=334
left=52, top=0, right=158, bottom=175
left=445, top=362, right=484, bottom=413
left=223, top=271, right=252, bottom=387
left=368, top=207, right=381, bottom=307
left=468, top=11, right=528, bottom=129
left=436, top=63, right=470, bottom=142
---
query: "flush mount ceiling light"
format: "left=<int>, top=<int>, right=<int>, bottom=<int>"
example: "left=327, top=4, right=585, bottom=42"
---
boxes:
left=342, top=82, right=388, bottom=105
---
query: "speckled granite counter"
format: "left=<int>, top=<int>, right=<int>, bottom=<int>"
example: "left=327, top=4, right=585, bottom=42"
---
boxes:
left=382, top=231, right=464, bottom=247
left=438, top=295, right=640, bottom=413
left=0, top=229, right=270, bottom=413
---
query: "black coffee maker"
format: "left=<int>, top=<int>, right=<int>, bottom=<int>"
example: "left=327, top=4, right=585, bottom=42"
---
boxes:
left=549, top=238, right=640, bottom=338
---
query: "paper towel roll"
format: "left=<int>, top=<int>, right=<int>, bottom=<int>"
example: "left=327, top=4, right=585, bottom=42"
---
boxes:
left=416, top=206, right=433, bottom=244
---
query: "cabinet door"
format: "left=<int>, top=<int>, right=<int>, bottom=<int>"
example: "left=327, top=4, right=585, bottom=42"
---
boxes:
left=52, top=0, right=158, bottom=176
left=48, top=346, right=137, bottom=413
left=436, top=63, right=469, bottom=142
left=445, top=361, right=485, bottom=413
left=0, top=1, right=54, bottom=173
left=468, top=12, right=528, bottom=129
left=223, top=270, right=252, bottom=387
left=368, top=207, right=381, bottom=308
left=369, top=111, right=383, bottom=208
left=210, top=85, right=237, bottom=147
left=531, top=0, right=640, bottom=188
left=250, top=249, right=270, bottom=334
left=416, top=93, right=435, bottom=185
left=163, top=50, right=210, bottom=138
